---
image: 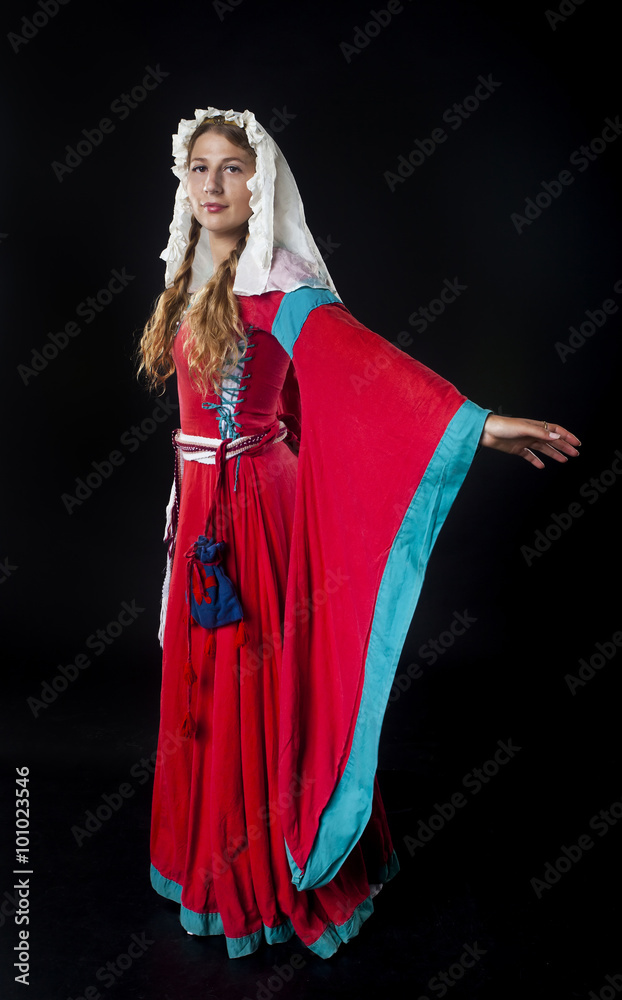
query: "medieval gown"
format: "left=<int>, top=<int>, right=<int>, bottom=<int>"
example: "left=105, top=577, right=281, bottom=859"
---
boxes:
left=149, top=284, right=490, bottom=959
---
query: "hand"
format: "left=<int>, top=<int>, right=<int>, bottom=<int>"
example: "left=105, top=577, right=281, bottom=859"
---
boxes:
left=479, top=415, right=581, bottom=469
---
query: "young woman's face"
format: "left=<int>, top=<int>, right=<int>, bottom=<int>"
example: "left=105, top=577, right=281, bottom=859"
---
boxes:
left=187, top=131, right=255, bottom=243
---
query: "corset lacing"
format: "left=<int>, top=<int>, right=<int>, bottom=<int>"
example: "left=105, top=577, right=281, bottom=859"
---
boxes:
left=201, top=327, right=257, bottom=492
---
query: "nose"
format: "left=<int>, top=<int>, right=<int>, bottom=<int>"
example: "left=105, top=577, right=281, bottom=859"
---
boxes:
left=203, top=172, right=222, bottom=194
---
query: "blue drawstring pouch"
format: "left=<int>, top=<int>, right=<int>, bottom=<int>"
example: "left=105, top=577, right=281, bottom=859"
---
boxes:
left=186, top=534, right=243, bottom=629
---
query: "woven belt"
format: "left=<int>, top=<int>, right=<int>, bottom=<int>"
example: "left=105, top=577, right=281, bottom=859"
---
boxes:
left=158, top=419, right=291, bottom=648
left=174, top=421, right=288, bottom=464
left=167, top=418, right=288, bottom=552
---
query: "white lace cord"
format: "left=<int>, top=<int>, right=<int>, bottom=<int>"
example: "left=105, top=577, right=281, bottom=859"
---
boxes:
left=159, top=450, right=184, bottom=647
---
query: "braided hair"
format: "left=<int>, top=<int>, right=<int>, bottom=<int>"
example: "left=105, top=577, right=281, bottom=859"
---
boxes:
left=138, top=121, right=256, bottom=397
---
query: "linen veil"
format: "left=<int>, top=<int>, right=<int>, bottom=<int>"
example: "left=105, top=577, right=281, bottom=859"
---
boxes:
left=159, top=106, right=339, bottom=297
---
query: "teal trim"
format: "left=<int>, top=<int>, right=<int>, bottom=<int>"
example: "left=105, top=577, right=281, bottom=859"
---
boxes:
left=371, top=849, right=401, bottom=885
left=272, top=287, right=341, bottom=357
left=225, top=927, right=262, bottom=958
left=151, top=863, right=296, bottom=955
left=382, top=849, right=401, bottom=883
left=264, top=920, right=296, bottom=945
left=180, top=906, right=224, bottom=937
left=285, top=840, right=303, bottom=884
left=286, top=842, right=400, bottom=891
left=288, top=400, right=492, bottom=890
left=150, top=862, right=378, bottom=958
left=150, top=863, right=182, bottom=903
left=306, top=895, right=375, bottom=959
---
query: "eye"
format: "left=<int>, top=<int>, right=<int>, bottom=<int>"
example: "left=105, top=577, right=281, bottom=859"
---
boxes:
left=224, top=164, right=242, bottom=173
left=191, top=165, right=206, bottom=172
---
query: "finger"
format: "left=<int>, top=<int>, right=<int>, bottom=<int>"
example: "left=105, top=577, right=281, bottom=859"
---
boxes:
left=540, top=439, right=578, bottom=459
left=530, top=430, right=580, bottom=457
left=538, top=423, right=582, bottom=448
left=548, top=424, right=582, bottom=447
left=541, top=445, right=569, bottom=463
left=527, top=439, right=568, bottom=461
left=522, top=448, right=545, bottom=469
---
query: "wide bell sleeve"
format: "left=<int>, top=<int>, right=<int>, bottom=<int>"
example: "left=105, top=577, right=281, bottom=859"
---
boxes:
left=254, top=287, right=491, bottom=891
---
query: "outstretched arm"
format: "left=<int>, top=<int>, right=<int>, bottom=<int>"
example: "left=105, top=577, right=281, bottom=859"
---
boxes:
left=479, top=415, right=581, bottom=469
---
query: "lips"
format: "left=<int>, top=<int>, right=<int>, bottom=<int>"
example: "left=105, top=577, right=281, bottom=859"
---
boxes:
left=202, top=202, right=226, bottom=212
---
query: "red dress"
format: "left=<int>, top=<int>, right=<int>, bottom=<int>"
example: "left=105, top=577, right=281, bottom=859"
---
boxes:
left=150, top=300, right=398, bottom=959
left=150, top=288, right=488, bottom=958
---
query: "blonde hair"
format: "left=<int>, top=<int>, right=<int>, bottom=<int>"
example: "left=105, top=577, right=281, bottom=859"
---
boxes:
left=138, top=121, right=256, bottom=397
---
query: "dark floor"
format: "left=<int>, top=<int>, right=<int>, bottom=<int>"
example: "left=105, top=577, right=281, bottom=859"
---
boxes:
left=1, top=635, right=620, bottom=1000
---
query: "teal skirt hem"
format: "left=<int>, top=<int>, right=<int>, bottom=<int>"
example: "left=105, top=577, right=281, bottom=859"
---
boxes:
left=150, top=850, right=399, bottom=959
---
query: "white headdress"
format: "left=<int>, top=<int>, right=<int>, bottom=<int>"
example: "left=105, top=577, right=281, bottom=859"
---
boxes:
left=160, top=107, right=339, bottom=298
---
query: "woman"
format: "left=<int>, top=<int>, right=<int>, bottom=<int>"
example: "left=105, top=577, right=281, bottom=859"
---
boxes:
left=138, top=107, right=580, bottom=959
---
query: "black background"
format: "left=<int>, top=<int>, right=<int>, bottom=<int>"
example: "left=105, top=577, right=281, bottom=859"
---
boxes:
left=1, top=0, right=620, bottom=997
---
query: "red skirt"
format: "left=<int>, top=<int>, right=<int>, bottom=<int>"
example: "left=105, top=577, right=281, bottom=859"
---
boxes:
left=150, top=438, right=399, bottom=959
